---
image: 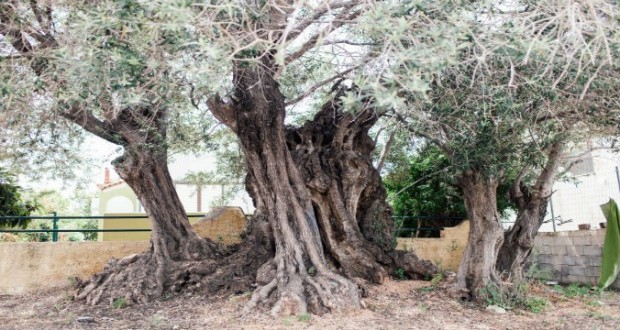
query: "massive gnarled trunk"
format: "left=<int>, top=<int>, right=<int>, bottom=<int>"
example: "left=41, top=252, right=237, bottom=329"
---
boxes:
left=209, top=61, right=360, bottom=316
left=208, top=61, right=436, bottom=315
left=496, top=141, right=564, bottom=281
left=286, top=93, right=437, bottom=282
left=453, top=171, right=503, bottom=301
left=0, top=3, right=220, bottom=305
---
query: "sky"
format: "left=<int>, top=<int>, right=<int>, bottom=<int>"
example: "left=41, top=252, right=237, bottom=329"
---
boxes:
left=20, top=134, right=218, bottom=199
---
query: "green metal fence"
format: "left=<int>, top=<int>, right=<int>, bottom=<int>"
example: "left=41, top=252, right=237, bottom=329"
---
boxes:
left=0, top=214, right=461, bottom=241
left=0, top=214, right=207, bottom=242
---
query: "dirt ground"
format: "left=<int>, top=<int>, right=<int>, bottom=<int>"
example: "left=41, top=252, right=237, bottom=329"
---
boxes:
left=1, top=279, right=619, bottom=330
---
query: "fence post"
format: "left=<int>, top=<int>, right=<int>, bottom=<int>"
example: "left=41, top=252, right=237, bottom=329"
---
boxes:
left=549, top=196, right=556, bottom=233
left=52, top=212, right=58, bottom=242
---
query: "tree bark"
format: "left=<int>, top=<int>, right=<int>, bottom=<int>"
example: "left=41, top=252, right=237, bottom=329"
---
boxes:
left=75, top=109, right=218, bottom=305
left=210, top=60, right=360, bottom=316
left=208, top=62, right=436, bottom=315
left=496, top=140, right=564, bottom=281
left=452, top=170, right=504, bottom=301
left=286, top=93, right=437, bottom=282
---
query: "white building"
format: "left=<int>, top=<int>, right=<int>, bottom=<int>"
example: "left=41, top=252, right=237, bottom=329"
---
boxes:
left=539, top=147, right=620, bottom=232
left=94, top=152, right=254, bottom=215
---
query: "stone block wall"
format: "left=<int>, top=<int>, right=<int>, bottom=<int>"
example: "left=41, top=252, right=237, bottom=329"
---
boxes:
left=531, top=229, right=620, bottom=289
left=396, top=221, right=469, bottom=271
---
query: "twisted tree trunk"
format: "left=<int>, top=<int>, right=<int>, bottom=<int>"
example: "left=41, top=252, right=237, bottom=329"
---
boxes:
left=496, top=140, right=564, bottom=281
left=286, top=95, right=437, bottom=282
left=452, top=171, right=503, bottom=301
left=75, top=110, right=218, bottom=306
left=210, top=62, right=360, bottom=316
left=208, top=61, right=436, bottom=315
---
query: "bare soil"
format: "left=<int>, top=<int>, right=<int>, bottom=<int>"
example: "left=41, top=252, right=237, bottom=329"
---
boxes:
left=1, top=279, right=619, bottom=329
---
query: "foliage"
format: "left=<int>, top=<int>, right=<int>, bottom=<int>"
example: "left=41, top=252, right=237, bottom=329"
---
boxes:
left=393, top=268, right=407, bottom=280
left=21, top=220, right=52, bottom=242
left=553, top=284, right=598, bottom=299
left=0, top=168, right=39, bottom=228
left=112, top=297, right=127, bottom=309
left=79, top=220, right=99, bottom=241
left=384, top=143, right=465, bottom=218
left=181, top=130, right=246, bottom=208
left=296, top=313, right=311, bottom=322
left=384, top=143, right=515, bottom=218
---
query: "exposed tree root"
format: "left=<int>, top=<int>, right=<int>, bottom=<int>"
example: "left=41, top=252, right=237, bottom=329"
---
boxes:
left=244, top=258, right=361, bottom=316
left=75, top=214, right=274, bottom=306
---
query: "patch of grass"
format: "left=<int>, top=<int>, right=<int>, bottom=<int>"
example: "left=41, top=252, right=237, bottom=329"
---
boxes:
left=66, top=276, right=77, bottom=286
left=479, top=282, right=549, bottom=313
left=431, top=273, right=444, bottom=287
left=553, top=283, right=596, bottom=298
left=112, top=297, right=127, bottom=309
left=297, top=313, right=311, bottom=322
left=150, top=315, right=164, bottom=327
left=282, top=316, right=293, bottom=326
left=588, top=312, right=614, bottom=321
left=228, top=291, right=252, bottom=305
left=524, top=296, right=547, bottom=314
left=418, top=272, right=445, bottom=292
left=394, top=268, right=406, bottom=280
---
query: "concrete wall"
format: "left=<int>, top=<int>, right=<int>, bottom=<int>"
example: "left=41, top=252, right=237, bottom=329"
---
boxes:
left=394, top=221, right=619, bottom=289
left=0, top=241, right=148, bottom=294
left=531, top=229, right=620, bottom=289
left=0, top=208, right=247, bottom=294
left=396, top=221, right=469, bottom=271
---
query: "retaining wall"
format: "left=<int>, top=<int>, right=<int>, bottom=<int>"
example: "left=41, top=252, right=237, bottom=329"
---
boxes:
left=0, top=207, right=246, bottom=294
left=0, top=241, right=148, bottom=294
left=100, top=207, right=246, bottom=243
left=396, top=221, right=469, bottom=271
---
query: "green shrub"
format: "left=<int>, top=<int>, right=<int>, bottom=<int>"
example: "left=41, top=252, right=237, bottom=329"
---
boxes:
left=479, top=282, right=548, bottom=313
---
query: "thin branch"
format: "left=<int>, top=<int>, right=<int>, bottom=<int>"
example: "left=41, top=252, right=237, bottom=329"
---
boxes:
left=60, top=105, right=126, bottom=146
left=388, top=166, right=453, bottom=201
left=29, top=0, right=52, bottom=36
left=375, top=129, right=396, bottom=173
left=285, top=8, right=362, bottom=65
left=285, top=64, right=363, bottom=106
left=283, top=0, right=359, bottom=43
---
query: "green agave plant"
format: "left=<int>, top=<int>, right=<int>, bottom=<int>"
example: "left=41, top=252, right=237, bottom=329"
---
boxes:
left=599, top=198, right=620, bottom=289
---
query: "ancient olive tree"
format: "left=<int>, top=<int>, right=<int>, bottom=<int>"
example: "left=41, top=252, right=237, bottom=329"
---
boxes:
left=196, top=1, right=442, bottom=315
left=377, top=0, right=620, bottom=300
left=0, top=0, right=218, bottom=304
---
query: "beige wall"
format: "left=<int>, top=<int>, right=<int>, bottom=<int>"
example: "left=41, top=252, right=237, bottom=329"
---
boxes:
left=0, top=208, right=247, bottom=294
left=0, top=241, right=148, bottom=294
left=396, top=221, right=469, bottom=271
